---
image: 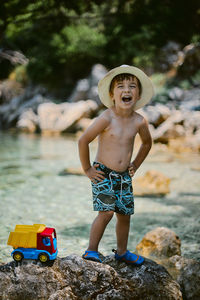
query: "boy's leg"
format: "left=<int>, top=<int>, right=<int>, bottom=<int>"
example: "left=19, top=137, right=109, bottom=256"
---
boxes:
left=87, top=211, right=114, bottom=251
left=115, top=213, right=130, bottom=255
left=115, top=213, right=144, bottom=265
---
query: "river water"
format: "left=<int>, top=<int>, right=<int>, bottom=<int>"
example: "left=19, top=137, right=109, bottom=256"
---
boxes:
left=0, top=132, right=199, bottom=263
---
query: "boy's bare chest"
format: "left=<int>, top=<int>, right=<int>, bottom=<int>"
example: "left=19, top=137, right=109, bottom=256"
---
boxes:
left=103, top=119, right=138, bottom=140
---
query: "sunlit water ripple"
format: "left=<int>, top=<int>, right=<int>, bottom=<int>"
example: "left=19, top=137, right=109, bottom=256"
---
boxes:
left=0, top=132, right=199, bottom=263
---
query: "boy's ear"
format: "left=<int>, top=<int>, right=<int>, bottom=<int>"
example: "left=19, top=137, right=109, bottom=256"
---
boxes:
left=109, top=91, right=114, bottom=101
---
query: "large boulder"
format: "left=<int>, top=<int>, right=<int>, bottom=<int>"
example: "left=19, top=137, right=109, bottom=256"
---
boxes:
left=151, top=110, right=186, bottom=143
left=16, top=108, right=38, bottom=133
left=143, top=104, right=171, bottom=127
left=0, top=254, right=182, bottom=300
left=136, top=227, right=181, bottom=258
left=135, top=230, right=200, bottom=300
left=169, top=255, right=200, bottom=300
left=75, top=117, right=94, bottom=132
left=0, top=93, right=47, bottom=129
left=142, top=107, right=200, bottom=145
left=168, top=135, right=200, bottom=153
left=133, top=170, right=171, bottom=196
left=37, top=100, right=98, bottom=134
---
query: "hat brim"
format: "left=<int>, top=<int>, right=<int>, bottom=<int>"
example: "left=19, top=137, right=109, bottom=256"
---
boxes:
left=98, top=65, right=154, bottom=110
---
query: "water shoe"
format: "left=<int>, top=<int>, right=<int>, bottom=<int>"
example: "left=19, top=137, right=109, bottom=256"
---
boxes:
left=82, top=250, right=102, bottom=263
left=113, top=249, right=144, bottom=266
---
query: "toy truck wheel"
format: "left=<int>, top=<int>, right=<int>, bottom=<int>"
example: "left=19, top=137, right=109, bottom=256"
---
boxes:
left=38, top=253, right=49, bottom=263
left=13, top=251, right=23, bottom=262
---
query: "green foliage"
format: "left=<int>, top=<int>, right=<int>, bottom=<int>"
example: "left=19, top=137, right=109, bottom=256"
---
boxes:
left=150, top=72, right=171, bottom=105
left=151, top=73, right=168, bottom=93
left=191, top=70, right=200, bottom=84
left=12, top=65, right=28, bottom=85
left=0, top=0, right=199, bottom=94
left=51, top=24, right=106, bottom=61
left=191, top=34, right=200, bottom=44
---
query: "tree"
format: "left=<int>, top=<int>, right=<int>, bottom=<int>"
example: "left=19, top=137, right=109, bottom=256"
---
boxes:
left=0, top=0, right=199, bottom=96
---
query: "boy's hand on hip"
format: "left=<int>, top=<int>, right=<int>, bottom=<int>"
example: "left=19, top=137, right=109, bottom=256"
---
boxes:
left=85, top=164, right=105, bottom=183
left=128, top=163, right=137, bottom=177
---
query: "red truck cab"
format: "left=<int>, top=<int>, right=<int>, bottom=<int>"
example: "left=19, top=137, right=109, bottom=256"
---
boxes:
left=37, top=227, right=57, bottom=255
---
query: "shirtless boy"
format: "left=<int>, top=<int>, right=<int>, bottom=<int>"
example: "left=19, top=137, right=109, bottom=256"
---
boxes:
left=78, top=65, right=154, bottom=265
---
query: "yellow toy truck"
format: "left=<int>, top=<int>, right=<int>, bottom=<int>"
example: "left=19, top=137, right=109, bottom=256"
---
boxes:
left=7, top=224, right=58, bottom=263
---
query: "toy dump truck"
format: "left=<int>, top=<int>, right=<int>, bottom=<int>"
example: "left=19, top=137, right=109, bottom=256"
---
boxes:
left=7, top=224, right=58, bottom=263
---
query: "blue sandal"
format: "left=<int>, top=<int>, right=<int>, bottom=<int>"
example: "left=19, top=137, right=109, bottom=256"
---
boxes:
left=113, top=249, right=144, bottom=266
left=82, top=250, right=102, bottom=263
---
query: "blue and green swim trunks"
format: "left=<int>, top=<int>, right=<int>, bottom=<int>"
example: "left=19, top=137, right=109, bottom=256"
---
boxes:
left=91, top=162, right=134, bottom=215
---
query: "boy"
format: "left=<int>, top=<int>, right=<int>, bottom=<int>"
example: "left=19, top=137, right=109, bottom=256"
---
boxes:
left=78, top=65, right=154, bottom=265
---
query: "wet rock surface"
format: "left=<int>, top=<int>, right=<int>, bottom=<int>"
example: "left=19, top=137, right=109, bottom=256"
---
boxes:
left=0, top=254, right=182, bottom=300
left=1, top=227, right=200, bottom=299
left=169, top=255, right=200, bottom=300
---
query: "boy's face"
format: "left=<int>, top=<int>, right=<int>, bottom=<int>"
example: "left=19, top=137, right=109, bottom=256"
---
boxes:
left=109, top=77, right=140, bottom=110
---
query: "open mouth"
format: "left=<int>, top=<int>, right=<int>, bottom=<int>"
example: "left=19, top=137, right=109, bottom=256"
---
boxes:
left=122, top=96, right=132, bottom=103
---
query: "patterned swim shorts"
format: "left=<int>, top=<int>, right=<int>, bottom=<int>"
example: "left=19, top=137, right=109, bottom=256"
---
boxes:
left=91, top=162, right=134, bottom=215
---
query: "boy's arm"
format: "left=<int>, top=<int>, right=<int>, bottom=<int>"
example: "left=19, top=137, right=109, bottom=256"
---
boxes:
left=129, top=117, right=152, bottom=177
left=78, top=111, right=110, bottom=182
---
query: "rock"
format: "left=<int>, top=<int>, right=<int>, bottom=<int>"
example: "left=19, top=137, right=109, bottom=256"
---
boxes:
left=157, top=42, right=200, bottom=80
left=0, top=84, right=48, bottom=129
left=133, top=170, right=170, bottom=196
left=0, top=79, right=23, bottom=104
left=169, top=255, right=200, bottom=300
left=143, top=104, right=171, bottom=127
left=38, top=100, right=98, bottom=134
left=136, top=227, right=181, bottom=258
left=150, top=110, right=200, bottom=146
left=0, top=254, right=182, bottom=300
left=152, top=110, right=186, bottom=143
left=0, top=49, right=29, bottom=65
left=68, top=64, right=107, bottom=105
left=168, top=136, right=200, bottom=153
left=58, top=167, right=84, bottom=176
left=68, top=78, right=90, bottom=103
left=182, top=110, right=200, bottom=133
left=156, top=41, right=183, bottom=72
left=155, top=87, right=200, bottom=112
left=16, top=108, right=38, bottom=133
left=168, top=87, right=184, bottom=101
left=75, top=117, right=94, bottom=132
left=88, top=64, right=108, bottom=104
left=0, top=93, right=47, bottom=129
left=180, top=88, right=200, bottom=111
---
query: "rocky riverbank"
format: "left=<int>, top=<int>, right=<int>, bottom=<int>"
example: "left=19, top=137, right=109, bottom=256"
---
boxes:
left=1, top=227, right=200, bottom=300
left=0, top=51, right=200, bottom=152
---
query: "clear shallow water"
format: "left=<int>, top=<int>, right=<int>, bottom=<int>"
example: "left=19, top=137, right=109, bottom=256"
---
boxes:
left=0, top=132, right=199, bottom=263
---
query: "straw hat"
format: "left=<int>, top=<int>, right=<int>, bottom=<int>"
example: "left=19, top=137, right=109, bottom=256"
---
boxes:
left=98, top=65, right=154, bottom=110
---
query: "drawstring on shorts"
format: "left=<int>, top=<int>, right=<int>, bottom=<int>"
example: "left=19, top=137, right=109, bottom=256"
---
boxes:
left=109, top=171, right=123, bottom=202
